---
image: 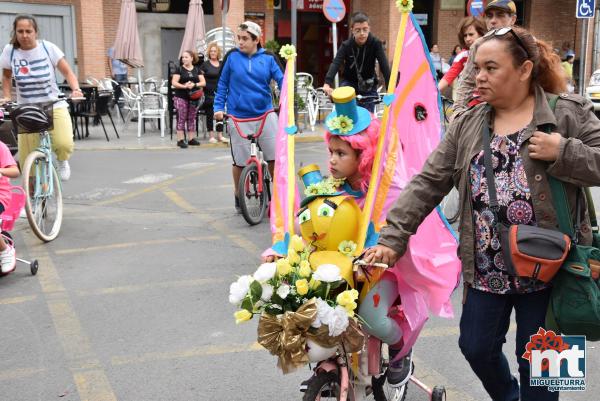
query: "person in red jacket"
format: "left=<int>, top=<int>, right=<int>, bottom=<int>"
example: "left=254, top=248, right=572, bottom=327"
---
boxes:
left=438, top=17, right=486, bottom=93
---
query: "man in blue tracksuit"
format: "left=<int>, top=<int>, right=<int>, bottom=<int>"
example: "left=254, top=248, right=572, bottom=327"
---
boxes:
left=214, top=21, right=284, bottom=212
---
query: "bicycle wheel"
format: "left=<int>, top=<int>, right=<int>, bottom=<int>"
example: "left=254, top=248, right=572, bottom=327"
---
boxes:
left=23, top=151, right=63, bottom=242
left=440, top=187, right=460, bottom=224
left=238, top=163, right=267, bottom=225
left=302, top=372, right=341, bottom=401
left=371, top=344, right=408, bottom=401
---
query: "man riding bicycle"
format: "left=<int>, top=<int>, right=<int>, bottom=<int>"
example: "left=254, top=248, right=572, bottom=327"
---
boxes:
left=213, top=21, right=283, bottom=212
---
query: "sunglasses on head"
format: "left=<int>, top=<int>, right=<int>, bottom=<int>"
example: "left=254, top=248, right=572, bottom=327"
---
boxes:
left=484, top=27, right=530, bottom=59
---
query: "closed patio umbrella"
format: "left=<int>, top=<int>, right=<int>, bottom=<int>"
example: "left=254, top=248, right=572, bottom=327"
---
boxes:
left=114, top=0, right=144, bottom=88
left=179, top=0, right=207, bottom=58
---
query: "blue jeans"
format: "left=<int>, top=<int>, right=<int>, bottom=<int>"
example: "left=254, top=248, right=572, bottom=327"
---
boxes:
left=458, top=287, right=559, bottom=401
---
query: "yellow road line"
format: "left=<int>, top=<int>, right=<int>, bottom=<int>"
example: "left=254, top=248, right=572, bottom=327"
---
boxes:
left=0, top=367, right=46, bottom=381
left=111, top=342, right=263, bottom=366
left=55, top=235, right=219, bottom=255
left=0, top=295, right=37, bottom=305
left=22, top=236, right=118, bottom=401
left=96, top=165, right=218, bottom=206
left=161, top=188, right=260, bottom=255
left=76, top=277, right=226, bottom=297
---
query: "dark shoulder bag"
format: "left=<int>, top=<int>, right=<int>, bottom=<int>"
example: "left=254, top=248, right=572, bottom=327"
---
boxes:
left=542, top=95, right=600, bottom=341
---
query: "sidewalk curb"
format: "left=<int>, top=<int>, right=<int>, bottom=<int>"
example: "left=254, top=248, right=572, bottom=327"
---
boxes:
left=74, top=135, right=324, bottom=151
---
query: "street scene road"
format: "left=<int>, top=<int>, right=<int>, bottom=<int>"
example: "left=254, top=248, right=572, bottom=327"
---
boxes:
left=0, top=130, right=597, bottom=401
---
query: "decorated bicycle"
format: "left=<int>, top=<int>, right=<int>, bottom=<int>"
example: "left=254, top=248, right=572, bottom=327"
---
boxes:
left=229, top=2, right=461, bottom=400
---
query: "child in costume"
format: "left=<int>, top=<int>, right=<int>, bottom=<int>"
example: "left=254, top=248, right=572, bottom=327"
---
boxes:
left=320, top=87, right=412, bottom=387
left=0, top=140, right=19, bottom=274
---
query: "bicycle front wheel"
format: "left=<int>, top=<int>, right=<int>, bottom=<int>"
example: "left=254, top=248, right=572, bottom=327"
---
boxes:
left=302, top=372, right=341, bottom=401
left=23, top=151, right=63, bottom=242
left=238, top=163, right=267, bottom=226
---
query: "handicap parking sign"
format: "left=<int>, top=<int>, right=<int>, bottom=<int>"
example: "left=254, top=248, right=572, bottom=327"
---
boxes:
left=577, top=0, right=595, bottom=18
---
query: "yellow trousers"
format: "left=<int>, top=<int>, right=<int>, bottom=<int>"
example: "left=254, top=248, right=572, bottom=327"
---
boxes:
left=18, top=106, right=74, bottom=168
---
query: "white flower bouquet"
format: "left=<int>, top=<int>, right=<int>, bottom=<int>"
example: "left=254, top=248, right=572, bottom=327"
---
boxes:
left=229, top=235, right=364, bottom=373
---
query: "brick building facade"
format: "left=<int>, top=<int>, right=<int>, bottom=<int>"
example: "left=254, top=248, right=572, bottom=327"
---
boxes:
left=0, top=0, right=594, bottom=85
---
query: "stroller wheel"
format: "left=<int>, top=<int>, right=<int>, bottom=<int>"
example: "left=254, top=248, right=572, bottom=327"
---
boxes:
left=30, top=259, right=39, bottom=275
left=431, top=386, right=446, bottom=401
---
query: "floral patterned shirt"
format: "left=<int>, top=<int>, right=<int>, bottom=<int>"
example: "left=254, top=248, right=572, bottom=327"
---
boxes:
left=469, top=127, right=549, bottom=294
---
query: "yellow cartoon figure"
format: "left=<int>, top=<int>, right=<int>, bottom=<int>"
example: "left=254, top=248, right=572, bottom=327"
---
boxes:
left=297, top=164, right=364, bottom=287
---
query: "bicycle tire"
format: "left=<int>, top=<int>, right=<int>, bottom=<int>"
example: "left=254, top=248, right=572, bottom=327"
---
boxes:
left=440, top=187, right=460, bottom=224
left=238, top=163, right=267, bottom=225
left=302, top=372, right=341, bottom=401
left=23, top=151, right=63, bottom=242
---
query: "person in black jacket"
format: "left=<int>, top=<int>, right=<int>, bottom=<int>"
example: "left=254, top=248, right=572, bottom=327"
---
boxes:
left=323, top=12, right=391, bottom=112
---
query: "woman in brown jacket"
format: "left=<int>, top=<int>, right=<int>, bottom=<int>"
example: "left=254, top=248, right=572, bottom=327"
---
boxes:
left=364, top=27, right=600, bottom=400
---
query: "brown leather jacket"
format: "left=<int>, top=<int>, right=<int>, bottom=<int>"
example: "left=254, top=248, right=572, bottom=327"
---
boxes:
left=379, top=85, right=600, bottom=285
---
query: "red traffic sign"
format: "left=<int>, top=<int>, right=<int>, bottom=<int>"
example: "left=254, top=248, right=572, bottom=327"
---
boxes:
left=323, top=0, right=346, bottom=23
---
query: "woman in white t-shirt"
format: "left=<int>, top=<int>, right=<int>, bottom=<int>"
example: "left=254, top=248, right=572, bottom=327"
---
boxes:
left=0, top=14, right=82, bottom=181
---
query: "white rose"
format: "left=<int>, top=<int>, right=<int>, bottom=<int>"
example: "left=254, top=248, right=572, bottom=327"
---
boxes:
left=254, top=262, right=277, bottom=283
left=261, top=283, right=274, bottom=301
left=327, top=306, right=350, bottom=337
left=312, top=298, right=334, bottom=329
left=312, top=264, right=342, bottom=283
left=228, top=275, right=254, bottom=304
left=276, top=284, right=290, bottom=299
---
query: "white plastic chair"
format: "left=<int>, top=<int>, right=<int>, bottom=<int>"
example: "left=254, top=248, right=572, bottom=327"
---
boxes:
left=316, top=87, right=334, bottom=122
left=295, top=73, right=319, bottom=132
left=136, top=92, right=166, bottom=138
left=120, top=87, right=139, bottom=123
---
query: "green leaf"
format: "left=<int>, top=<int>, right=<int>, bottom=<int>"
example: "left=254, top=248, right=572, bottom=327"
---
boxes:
left=241, top=297, right=253, bottom=312
left=249, top=280, right=263, bottom=302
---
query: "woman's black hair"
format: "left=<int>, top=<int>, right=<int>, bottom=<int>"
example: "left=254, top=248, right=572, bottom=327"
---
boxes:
left=10, top=14, right=38, bottom=49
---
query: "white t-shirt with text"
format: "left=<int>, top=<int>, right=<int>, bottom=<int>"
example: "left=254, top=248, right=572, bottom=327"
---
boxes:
left=0, top=40, right=67, bottom=108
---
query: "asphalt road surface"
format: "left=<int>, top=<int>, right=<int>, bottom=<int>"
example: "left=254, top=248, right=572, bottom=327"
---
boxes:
left=0, top=142, right=597, bottom=401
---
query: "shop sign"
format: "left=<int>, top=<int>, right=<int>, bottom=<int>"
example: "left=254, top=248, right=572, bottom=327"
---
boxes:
left=440, top=0, right=465, bottom=10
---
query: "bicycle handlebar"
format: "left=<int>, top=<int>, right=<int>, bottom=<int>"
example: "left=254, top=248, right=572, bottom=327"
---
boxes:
left=353, top=259, right=389, bottom=269
left=223, top=110, right=274, bottom=140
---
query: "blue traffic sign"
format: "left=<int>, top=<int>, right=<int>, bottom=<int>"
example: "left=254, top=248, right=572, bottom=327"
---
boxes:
left=323, top=0, right=346, bottom=23
left=577, top=0, right=595, bottom=18
left=467, top=0, right=486, bottom=17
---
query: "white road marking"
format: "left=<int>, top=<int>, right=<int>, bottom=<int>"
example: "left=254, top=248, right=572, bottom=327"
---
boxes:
left=213, top=155, right=232, bottom=161
left=65, top=188, right=128, bottom=201
left=124, top=173, right=174, bottom=184
left=173, top=162, right=215, bottom=170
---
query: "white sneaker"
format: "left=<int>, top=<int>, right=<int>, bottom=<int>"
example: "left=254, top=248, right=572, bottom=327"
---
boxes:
left=0, top=245, right=16, bottom=274
left=56, top=160, right=71, bottom=181
left=219, top=137, right=230, bottom=143
left=208, top=137, right=218, bottom=144
left=19, top=208, right=26, bottom=219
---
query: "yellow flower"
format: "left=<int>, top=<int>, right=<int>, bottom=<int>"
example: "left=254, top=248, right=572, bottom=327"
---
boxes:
left=336, top=289, right=359, bottom=307
left=234, top=309, right=252, bottom=324
left=276, top=258, right=292, bottom=276
left=338, top=240, right=357, bottom=257
left=279, top=44, right=297, bottom=60
left=299, top=260, right=312, bottom=277
left=395, top=0, right=413, bottom=13
left=288, top=249, right=301, bottom=265
left=296, top=279, right=309, bottom=295
left=290, top=235, right=305, bottom=253
left=345, top=305, right=356, bottom=317
left=310, top=277, right=321, bottom=290
left=326, top=117, right=341, bottom=131
left=336, top=115, right=354, bottom=134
